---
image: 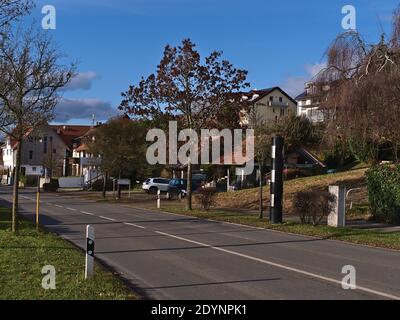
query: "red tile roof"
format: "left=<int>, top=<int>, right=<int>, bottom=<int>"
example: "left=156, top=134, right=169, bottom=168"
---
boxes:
left=49, top=125, right=92, bottom=150
left=7, top=125, right=92, bottom=150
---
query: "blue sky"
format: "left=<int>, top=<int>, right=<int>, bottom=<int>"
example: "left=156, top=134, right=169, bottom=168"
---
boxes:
left=29, top=0, right=400, bottom=124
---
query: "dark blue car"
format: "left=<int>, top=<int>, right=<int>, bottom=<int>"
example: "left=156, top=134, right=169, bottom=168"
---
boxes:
left=167, top=178, right=204, bottom=200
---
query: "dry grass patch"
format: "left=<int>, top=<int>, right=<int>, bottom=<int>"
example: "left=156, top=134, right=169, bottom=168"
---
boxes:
left=214, top=169, right=368, bottom=214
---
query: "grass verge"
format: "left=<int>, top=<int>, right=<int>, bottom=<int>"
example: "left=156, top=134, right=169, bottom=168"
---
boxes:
left=159, top=206, right=400, bottom=251
left=0, top=206, right=137, bottom=300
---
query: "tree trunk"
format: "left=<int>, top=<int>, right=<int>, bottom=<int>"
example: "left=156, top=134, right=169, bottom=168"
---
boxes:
left=186, top=161, right=192, bottom=211
left=11, top=139, right=23, bottom=233
left=258, top=164, right=264, bottom=219
left=102, top=171, right=108, bottom=199
left=395, top=144, right=399, bottom=163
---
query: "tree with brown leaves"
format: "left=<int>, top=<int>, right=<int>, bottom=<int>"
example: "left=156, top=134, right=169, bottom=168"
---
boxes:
left=120, top=39, right=249, bottom=210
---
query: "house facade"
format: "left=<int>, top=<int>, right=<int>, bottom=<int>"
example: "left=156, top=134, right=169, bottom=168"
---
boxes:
left=240, top=87, right=298, bottom=126
left=2, top=138, right=14, bottom=175
left=0, top=124, right=93, bottom=183
left=70, top=126, right=102, bottom=184
left=295, top=81, right=326, bottom=123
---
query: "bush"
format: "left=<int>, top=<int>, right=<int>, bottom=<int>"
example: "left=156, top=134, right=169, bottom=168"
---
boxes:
left=19, top=175, right=27, bottom=185
left=195, top=187, right=217, bottom=211
left=25, top=176, right=39, bottom=187
left=43, top=179, right=59, bottom=192
left=366, top=164, right=400, bottom=224
left=292, top=190, right=335, bottom=226
left=90, top=179, right=114, bottom=192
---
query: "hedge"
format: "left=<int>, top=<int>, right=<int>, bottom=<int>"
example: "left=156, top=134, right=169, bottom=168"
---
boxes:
left=366, top=164, right=400, bottom=224
left=90, top=179, right=114, bottom=192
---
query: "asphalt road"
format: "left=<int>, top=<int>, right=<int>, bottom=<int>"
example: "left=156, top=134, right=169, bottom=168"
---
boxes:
left=1, top=186, right=400, bottom=300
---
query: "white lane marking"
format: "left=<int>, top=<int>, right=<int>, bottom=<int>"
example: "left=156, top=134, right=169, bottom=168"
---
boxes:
left=81, top=211, right=94, bottom=216
left=66, top=207, right=77, bottom=212
left=124, top=222, right=146, bottom=230
left=55, top=205, right=63, bottom=208
left=154, top=231, right=400, bottom=301
left=99, top=216, right=116, bottom=222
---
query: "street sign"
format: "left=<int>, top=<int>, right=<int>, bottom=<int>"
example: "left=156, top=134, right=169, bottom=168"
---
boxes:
left=118, top=179, right=130, bottom=185
left=117, top=179, right=131, bottom=198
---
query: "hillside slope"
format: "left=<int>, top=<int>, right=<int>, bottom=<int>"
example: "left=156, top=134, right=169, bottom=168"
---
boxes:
left=214, top=169, right=368, bottom=214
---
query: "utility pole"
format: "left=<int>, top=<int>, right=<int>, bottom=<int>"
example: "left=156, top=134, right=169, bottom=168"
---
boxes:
left=270, top=136, right=284, bottom=224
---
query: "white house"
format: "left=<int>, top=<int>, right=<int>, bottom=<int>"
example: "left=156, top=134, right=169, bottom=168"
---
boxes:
left=72, top=140, right=102, bottom=185
left=295, top=81, right=326, bottom=123
left=2, top=137, right=14, bottom=175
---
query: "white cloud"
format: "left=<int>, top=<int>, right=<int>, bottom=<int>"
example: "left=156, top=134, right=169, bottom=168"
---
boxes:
left=62, top=72, right=99, bottom=91
left=281, top=62, right=326, bottom=98
left=54, top=98, right=117, bottom=122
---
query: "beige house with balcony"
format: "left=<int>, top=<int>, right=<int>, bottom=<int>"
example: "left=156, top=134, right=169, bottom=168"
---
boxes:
left=239, top=87, right=297, bottom=126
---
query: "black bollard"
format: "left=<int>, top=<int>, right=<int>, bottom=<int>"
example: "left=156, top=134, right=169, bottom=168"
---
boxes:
left=270, top=135, right=284, bottom=224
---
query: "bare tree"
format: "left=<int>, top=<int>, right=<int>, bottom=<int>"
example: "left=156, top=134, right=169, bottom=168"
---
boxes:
left=315, top=5, right=400, bottom=164
left=0, top=0, right=32, bottom=29
left=248, top=109, right=321, bottom=219
left=0, top=27, right=76, bottom=232
left=248, top=108, right=273, bottom=219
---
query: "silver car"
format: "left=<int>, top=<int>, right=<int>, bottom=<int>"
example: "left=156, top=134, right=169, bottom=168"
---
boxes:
left=142, top=178, right=170, bottom=194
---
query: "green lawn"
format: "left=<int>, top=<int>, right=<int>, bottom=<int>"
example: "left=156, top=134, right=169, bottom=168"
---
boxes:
left=160, top=206, right=400, bottom=251
left=0, top=207, right=137, bottom=300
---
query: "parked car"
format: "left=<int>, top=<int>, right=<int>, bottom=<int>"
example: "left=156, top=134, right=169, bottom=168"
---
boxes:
left=142, top=178, right=170, bottom=194
left=167, top=178, right=205, bottom=199
left=167, top=179, right=187, bottom=199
